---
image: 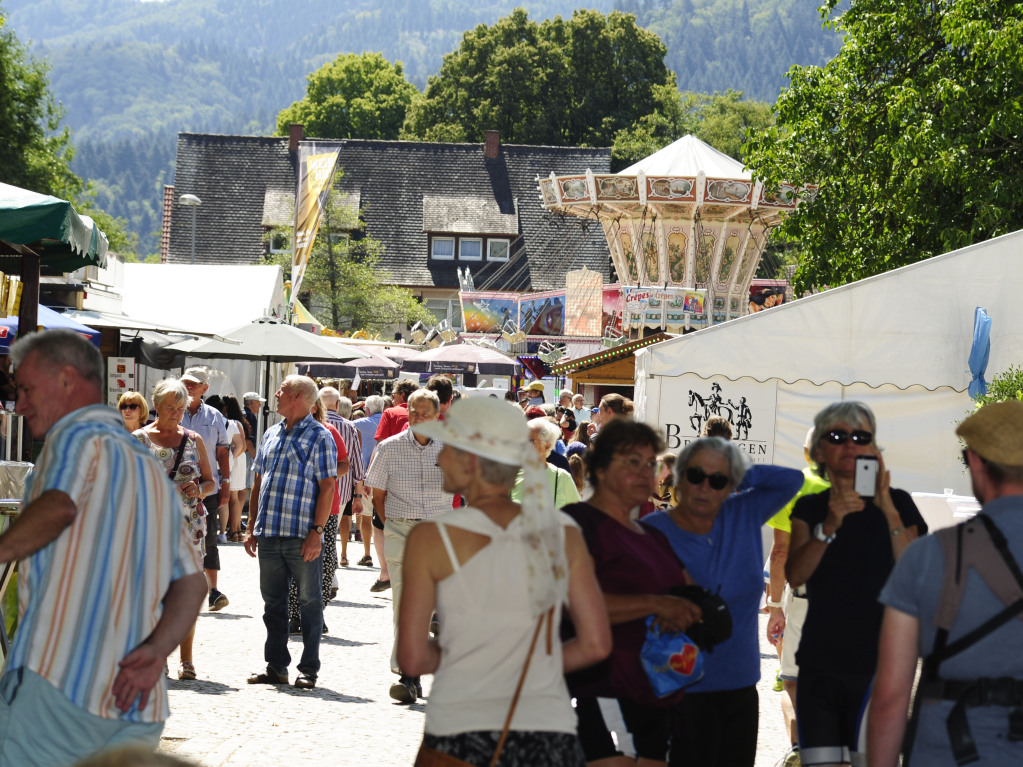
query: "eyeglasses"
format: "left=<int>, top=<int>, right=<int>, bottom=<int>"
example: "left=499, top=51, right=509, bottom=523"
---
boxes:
left=613, top=455, right=658, bottom=474
left=685, top=466, right=730, bottom=490
left=119, top=403, right=140, bottom=411
left=823, top=429, right=873, bottom=446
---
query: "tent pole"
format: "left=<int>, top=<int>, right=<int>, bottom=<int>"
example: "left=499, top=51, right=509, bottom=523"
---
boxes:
left=262, top=360, right=270, bottom=435
left=17, top=253, right=40, bottom=339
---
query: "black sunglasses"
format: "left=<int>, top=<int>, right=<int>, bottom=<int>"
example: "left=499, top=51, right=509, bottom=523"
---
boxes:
left=685, top=466, right=729, bottom=490
left=119, top=402, right=140, bottom=411
left=823, top=429, right=873, bottom=446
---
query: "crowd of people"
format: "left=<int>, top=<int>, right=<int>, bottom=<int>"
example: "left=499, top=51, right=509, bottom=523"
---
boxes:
left=2, top=333, right=1023, bottom=767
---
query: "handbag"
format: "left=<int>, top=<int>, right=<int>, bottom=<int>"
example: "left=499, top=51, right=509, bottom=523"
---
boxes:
left=414, top=609, right=550, bottom=767
left=640, top=615, right=705, bottom=698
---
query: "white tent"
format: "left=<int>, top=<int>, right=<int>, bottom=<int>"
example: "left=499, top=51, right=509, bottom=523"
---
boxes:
left=635, top=229, right=1023, bottom=496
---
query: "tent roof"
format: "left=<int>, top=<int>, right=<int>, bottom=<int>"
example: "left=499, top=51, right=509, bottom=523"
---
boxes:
left=618, top=135, right=751, bottom=179
left=0, top=182, right=109, bottom=272
left=637, top=229, right=1023, bottom=391
left=122, top=264, right=285, bottom=332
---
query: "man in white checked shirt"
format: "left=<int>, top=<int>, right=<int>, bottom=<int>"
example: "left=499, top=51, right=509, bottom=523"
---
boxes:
left=365, top=388, right=452, bottom=705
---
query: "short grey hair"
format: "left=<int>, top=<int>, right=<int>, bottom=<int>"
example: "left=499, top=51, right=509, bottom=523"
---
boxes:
left=9, top=328, right=103, bottom=387
left=408, top=388, right=440, bottom=412
left=319, top=386, right=341, bottom=410
left=363, top=395, right=385, bottom=415
left=674, top=436, right=747, bottom=490
left=337, top=396, right=353, bottom=419
left=152, top=379, right=188, bottom=408
left=286, top=375, right=319, bottom=406
left=541, top=404, right=558, bottom=418
left=810, top=401, right=876, bottom=478
left=529, top=418, right=561, bottom=453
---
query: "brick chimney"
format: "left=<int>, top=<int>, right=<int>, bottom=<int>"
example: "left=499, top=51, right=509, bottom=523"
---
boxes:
left=484, top=130, right=500, bottom=159
left=160, top=184, right=174, bottom=264
left=289, top=124, right=304, bottom=153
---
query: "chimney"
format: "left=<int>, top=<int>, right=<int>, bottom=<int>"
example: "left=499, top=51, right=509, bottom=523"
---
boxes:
left=160, top=184, right=175, bottom=264
left=484, top=130, right=500, bottom=159
left=289, top=124, right=304, bottom=153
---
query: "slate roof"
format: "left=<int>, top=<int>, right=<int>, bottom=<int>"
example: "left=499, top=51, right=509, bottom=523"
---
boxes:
left=168, top=133, right=612, bottom=292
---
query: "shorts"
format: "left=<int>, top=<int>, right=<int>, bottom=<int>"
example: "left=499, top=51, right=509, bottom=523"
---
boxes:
left=341, top=498, right=354, bottom=517
left=574, top=696, right=671, bottom=762
left=422, top=730, right=584, bottom=767
left=797, top=670, right=872, bottom=766
left=780, top=586, right=808, bottom=681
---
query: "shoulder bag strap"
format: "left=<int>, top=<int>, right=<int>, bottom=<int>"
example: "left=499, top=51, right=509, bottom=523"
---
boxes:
left=169, top=430, right=190, bottom=480
left=489, top=607, right=552, bottom=767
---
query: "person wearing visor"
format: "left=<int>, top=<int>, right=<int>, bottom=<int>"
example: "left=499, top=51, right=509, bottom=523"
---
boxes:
left=397, top=397, right=611, bottom=766
left=786, top=401, right=927, bottom=767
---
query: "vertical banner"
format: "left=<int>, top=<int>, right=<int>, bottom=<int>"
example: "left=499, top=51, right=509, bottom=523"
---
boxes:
left=291, top=147, right=340, bottom=316
left=106, top=356, right=137, bottom=407
left=565, top=268, right=603, bottom=336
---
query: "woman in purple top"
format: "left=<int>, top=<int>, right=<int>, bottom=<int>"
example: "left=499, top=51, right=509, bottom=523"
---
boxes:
left=563, top=419, right=701, bottom=767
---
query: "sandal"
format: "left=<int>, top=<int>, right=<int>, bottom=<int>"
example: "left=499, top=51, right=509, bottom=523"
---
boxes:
left=178, top=661, right=197, bottom=680
left=357, top=555, right=373, bottom=567
left=229, top=530, right=244, bottom=542
left=340, top=556, right=349, bottom=567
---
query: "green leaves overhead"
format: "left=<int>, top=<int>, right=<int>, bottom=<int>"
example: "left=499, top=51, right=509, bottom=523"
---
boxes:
left=744, top=0, right=1023, bottom=293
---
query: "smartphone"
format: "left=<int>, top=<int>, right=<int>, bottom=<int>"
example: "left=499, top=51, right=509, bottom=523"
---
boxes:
left=854, top=455, right=879, bottom=498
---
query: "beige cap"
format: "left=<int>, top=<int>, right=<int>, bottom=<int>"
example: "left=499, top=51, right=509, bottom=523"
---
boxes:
left=957, top=400, right=1023, bottom=466
left=181, top=367, right=208, bottom=385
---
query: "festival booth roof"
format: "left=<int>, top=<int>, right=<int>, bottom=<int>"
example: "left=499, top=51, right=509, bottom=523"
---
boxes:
left=635, top=229, right=1023, bottom=498
left=551, top=333, right=675, bottom=386
left=0, top=305, right=101, bottom=353
left=121, top=264, right=286, bottom=332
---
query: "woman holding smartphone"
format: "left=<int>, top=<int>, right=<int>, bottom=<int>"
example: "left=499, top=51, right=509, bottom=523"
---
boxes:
left=785, top=401, right=927, bottom=767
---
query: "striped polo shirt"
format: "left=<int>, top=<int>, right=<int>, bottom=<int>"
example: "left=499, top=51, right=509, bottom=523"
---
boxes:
left=8, top=405, right=202, bottom=723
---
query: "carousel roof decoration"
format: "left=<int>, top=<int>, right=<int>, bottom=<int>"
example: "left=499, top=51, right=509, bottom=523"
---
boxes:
left=539, top=135, right=815, bottom=329
left=550, top=332, right=675, bottom=375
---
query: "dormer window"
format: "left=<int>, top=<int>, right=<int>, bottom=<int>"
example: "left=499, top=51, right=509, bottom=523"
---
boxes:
left=431, top=237, right=455, bottom=260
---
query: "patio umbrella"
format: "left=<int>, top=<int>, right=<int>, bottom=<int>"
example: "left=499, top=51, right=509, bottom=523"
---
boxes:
left=297, top=345, right=402, bottom=380
left=166, top=317, right=369, bottom=430
left=968, top=306, right=992, bottom=398
left=0, top=305, right=101, bottom=353
left=401, top=343, right=520, bottom=375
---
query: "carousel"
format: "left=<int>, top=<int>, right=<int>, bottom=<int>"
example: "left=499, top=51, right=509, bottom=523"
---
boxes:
left=539, top=135, right=814, bottom=330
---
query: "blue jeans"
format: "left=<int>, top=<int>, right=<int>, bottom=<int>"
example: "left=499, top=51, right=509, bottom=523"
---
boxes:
left=257, top=536, right=322, bottom=676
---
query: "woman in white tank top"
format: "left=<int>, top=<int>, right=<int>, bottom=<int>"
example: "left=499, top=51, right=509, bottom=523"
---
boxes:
left=398, top=397, right=611, bottom=767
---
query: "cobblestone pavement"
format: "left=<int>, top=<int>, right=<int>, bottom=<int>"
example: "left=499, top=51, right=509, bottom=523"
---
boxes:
left=160, top=540, right=791, bottom=766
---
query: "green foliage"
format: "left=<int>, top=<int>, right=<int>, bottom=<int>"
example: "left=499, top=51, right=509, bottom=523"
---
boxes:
left=402, top=8, right=676, bottom=146
left=973, top=366, right=1023, bottom=407
left=275, top=53, right=420, bottom=140
left=0, top=12, right=81, bottom=200
left=266, top=189, right=435, bottom=334
left=744, top=0, right=1023, bottom=294
left=611, top=87, right=772, bottom=168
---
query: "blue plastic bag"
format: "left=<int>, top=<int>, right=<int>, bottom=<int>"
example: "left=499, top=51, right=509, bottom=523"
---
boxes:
left=640, top=615, right=705, bottom=698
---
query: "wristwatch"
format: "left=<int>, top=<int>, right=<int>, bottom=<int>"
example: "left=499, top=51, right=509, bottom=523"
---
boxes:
left=310, top=524, right=324, bottom=535
left=813, top=522, right=836, bottom=544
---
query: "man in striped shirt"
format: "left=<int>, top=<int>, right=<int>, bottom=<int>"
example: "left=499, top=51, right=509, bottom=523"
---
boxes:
left=0, top=330, right=207, bottom=767
left=244, top=375, right=337, bottom=690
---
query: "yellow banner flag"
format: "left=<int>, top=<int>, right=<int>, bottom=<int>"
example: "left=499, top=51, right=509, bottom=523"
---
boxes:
left=291, top=148, right=340, bottom=316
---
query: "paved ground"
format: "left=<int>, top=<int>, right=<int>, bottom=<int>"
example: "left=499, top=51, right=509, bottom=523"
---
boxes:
left=160, top=540, right=791, bottom=766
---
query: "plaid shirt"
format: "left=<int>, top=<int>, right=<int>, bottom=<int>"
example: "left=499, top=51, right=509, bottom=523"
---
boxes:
left=326, top=411, right=364, bottom=506
left=365, top=428, right=451, bottom=521
left=253, top=413, right=338, bottom=537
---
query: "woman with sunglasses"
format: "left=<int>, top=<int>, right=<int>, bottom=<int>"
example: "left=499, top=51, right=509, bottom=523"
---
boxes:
left=644, top=438, right=803, bottom=767
left=563, top=419, right=703, bottom=767
left=785, top=401, right=926, bottom=767
left=117, top=391, right=149, bottom=432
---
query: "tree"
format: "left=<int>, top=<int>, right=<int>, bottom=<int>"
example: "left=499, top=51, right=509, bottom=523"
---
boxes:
left=401, top=8, right=676, bottom=146
left=611, top=87, right=773, bottom=169
left=0, top=13, right=81, bottom=200
left=275, top=52, right=420, bottom=139
left=266, top=188, right=435, bottom=334
left=744, top=0, right=1023, bottom=293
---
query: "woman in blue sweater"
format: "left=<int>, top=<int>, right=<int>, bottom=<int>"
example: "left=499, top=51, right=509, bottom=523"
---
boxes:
left=644, top=437, right=803, bottom=767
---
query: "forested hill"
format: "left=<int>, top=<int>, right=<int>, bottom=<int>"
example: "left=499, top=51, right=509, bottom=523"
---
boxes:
left=3, top=0, right=841, bottom=257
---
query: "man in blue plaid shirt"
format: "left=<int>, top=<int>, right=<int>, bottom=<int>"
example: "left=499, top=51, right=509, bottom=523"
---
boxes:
left=244, top=375, right=337, bottom=690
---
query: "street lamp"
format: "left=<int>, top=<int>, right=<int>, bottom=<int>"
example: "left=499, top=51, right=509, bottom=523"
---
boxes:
left=179, top=194, right=201, bottom=265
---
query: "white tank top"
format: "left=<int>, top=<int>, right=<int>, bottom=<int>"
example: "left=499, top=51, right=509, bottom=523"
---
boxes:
left=424, top=507, right=578, bottom=737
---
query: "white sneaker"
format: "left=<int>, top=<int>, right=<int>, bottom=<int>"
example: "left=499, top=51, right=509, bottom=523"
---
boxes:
left=217, top=533, right=228, bottom=544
